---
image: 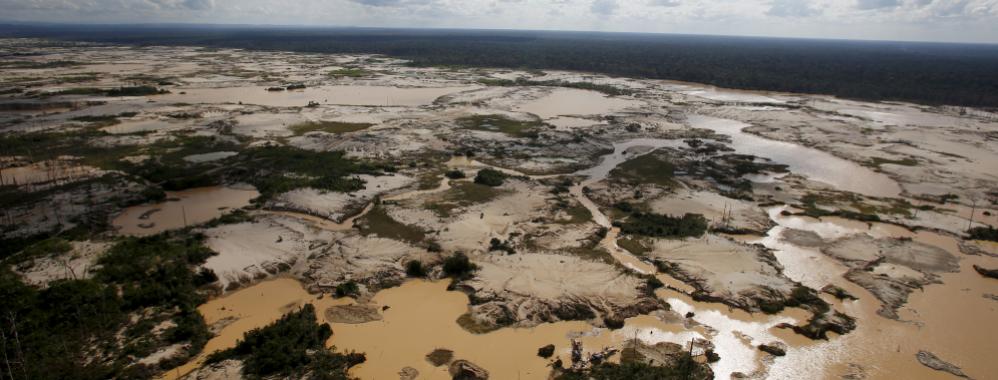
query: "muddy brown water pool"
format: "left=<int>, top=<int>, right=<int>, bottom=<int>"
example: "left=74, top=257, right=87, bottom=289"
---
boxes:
left=112, top=186, right=259, bottom=236
left=164, top=279, right=710, bottom=380
left=764, top=207, right=998, bottom=379
left=514, top=88, right=644, bottom=119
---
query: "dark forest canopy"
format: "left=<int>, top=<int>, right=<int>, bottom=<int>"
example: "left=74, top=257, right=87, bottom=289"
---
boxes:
left=3, top=24, right=998, bottom=108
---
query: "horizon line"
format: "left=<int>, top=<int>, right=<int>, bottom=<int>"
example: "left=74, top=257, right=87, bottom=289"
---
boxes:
left=3, top=20, right=997, bottom=47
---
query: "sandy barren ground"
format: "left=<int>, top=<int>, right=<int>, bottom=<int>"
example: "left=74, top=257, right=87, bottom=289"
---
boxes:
left=16, top=240, right=109, bottom=285
left=650, top=189, right=773, bottom=233
left=297, top=233, right=426, bottom=294
left=271, top=174, right=414, bottom=222
left=646, top=235, right=797, bottom=311
left=462, top=253, right=660, bottom=329
left=203, top=214, right=334, bottom=290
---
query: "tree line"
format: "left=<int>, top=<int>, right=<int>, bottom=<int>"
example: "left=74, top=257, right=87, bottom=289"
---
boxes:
left=5, top=25, right=998, bottom=108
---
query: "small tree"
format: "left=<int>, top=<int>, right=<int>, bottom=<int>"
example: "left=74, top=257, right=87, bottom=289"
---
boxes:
left=405, top=260, right=426, bottom=277
left=443, top=252, right=478, bottom=278
left=474, top=169, right=506, bottom=187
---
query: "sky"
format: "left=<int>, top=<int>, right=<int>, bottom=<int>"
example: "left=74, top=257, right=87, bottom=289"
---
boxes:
left=1, top=0, right=997, bottom=43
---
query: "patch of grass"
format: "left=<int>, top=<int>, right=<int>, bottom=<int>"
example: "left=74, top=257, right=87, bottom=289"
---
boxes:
left=328, top=68, right=374, bottom=78
left=68, top=112, right=138, bottom=128
left=451, top=181, right=504, bottom=203
left=289, top=120, right=374, bottom=135
left=232, top=145, right=385, bottom=199
left=456, top=114, right=545, bottom=138
left=456, top=313, right=502, bottom=334
left=425, top=348, right=454, bottom=366
left=46, top=86, right=167, bottom=97
left=47, top=87, right=107, bottom=96
left=0, top=60, right=82, bottom=69
left=617, top=212, right=707, bottom=239
left=357, top=205, right=426, bottom=244
left=797, top=193, right=884, bottom=222
left=867, top=156, right=918, bottom=168
left=968, top=226, right=998, bottom=242
left=566, top=245, right=614, bottom=264
left=107, top=86, right=168, bottom=97
left=425, top=181, right=505, bottom=217
left=415, top=172, right=443, bottom=190
left=335, top=281, right=360, bottom=298
left=556, top=204, right=592, bottom=224
left=617, top=236, right=651, bottom=256
left=611, top=153, right=676, bottom=187
left=477, top=78, right=632, bottom=96
left=56, top=73, right=100, bottom=83
left=17, top=237, right=73, bottom=261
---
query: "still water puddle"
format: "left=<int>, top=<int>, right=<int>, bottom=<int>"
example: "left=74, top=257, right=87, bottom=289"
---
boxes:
left=688, top=115, right=901, bottom=198
left=515, top=88, right=643, bottom=119
left=763, top=206, right=998, bottom=379
left=165, top=278, right=707, bottom=380
left=112, top=186, right=259, bottom=236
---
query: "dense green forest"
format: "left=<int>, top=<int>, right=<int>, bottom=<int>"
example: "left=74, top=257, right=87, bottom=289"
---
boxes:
left=4, top=25, right=998, bottom=107
left=0, top=234, right=215, bottom=380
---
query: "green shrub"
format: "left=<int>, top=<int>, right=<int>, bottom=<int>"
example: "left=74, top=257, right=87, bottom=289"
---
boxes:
left=106, top=86, right=165, bottom=97
left=968, top=226, right=998, bottom=242
left=619, top=212, right=707, bottom=239
left=206, top=304, right=364, bottom=378
left=20, top=237, right=72, bottom=259
left=426, top=241, right=443, bottom=253
left=645, top=276, right=664, bottom=290
left=232, top=146, right=382, bottom=199
left=335, top=281, right=360, bottom=298
left=405, top=260, right=426, bottom=277
left=456, top=114, right=545, bottom=138
left=474, top=168, right=506, bottom=187
left=443, top=252, right=477, bottom=278
left=288, top=121, right=373, bottom=135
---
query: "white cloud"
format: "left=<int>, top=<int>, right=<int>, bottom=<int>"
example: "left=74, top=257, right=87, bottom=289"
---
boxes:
left=856, top=0, right=902, bottom=10
left=768, top=0, right=821, bottom=17
left=649, top=0, right=681, bottom=6
left=590, top=0, right=618, bottom=15
left=0, top=0, right=996, bottom=43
